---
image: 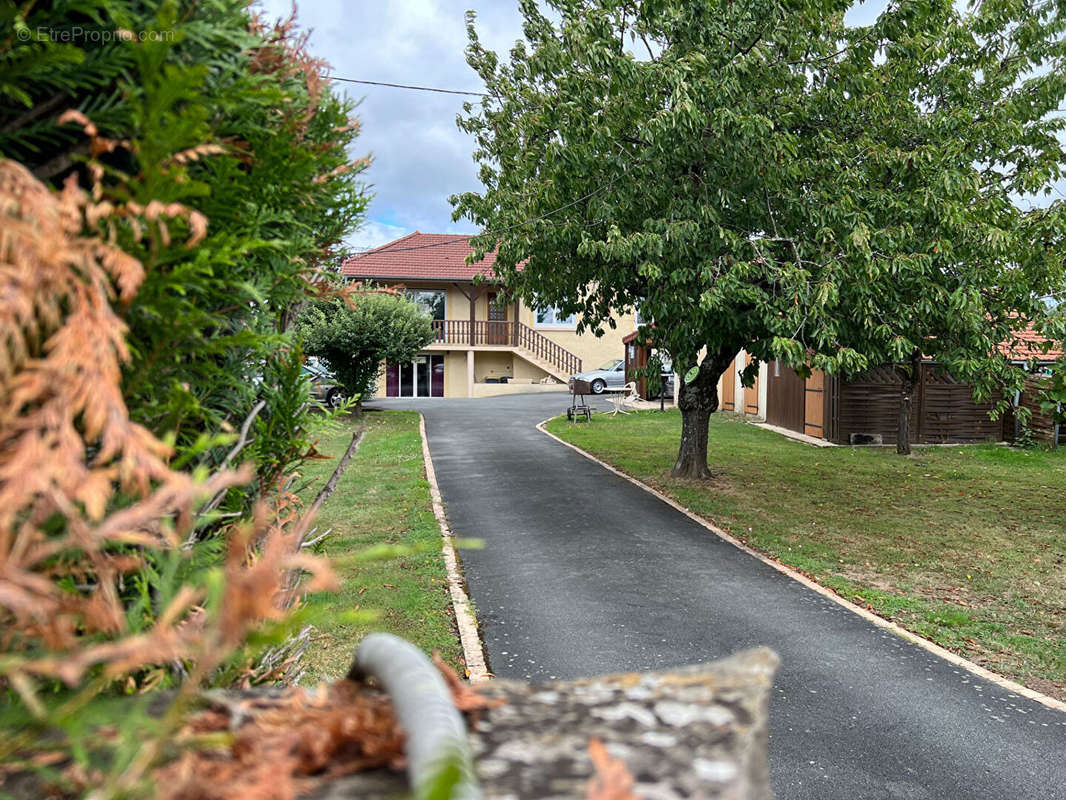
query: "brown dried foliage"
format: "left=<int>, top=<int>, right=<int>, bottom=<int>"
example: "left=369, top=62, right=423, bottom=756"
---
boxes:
left=155, top=681, right=405, bottom=800
left=149, top=647, right=507, bottom=799
left=432, top=651, right=504, bottom=722
left=56, top=110, right=209, bottom=246
left=0, top=156, right=334, bottom=707
left=586, top=738, right=640, bottom=800
left=249, top=8, right=326, bottom=134
left=247, top=8, right=365, bottom=184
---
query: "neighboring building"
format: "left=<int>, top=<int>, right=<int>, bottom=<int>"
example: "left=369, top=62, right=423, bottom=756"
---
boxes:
left=622, top=329, right=674, bottom=400
left=341, top=233, right=636, bottom=398
left=718, top=329, right=1063, bottom=446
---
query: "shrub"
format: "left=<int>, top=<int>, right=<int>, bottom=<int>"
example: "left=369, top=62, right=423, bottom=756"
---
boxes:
left=298, top=292, right=436, bottom=406
left=0, top=2, right=367, bottom=794
left=2, top=1, right=368, bottom=496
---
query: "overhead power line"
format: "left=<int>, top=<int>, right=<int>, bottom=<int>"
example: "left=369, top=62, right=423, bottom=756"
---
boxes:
left=326, top=74, right=629, bottom=258
left=325, top=76, right=489, bottom=97
left=350, top=174, right=627, bottom=257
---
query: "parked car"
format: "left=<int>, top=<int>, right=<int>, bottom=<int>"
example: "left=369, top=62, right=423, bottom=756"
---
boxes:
left=303, top=359, right=347, bottom=408
left=571, top=358, right=627, bottom=394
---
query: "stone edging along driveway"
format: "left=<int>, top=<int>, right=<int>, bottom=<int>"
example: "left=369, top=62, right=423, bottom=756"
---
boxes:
left=535, top=417, right=1066, bottom=715
left=418, top=414, right=491, bottom=683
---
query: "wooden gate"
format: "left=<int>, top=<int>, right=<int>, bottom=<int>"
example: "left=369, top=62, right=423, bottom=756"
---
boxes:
left=743, top=355, right=759, bottom=415
left=766, top=359, right=805, bottom=433
left=720, top=359, right=736, bottom=412
left=804, top=370, right=827, bottom=439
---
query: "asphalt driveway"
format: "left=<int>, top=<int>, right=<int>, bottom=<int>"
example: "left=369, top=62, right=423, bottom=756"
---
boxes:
left=366, top=393, right=1066, bottom=800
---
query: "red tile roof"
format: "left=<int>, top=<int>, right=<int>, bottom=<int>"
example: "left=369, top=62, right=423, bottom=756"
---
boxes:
left=999, top=322, right=1063, bottom=362
left=341, top=232, right=500, bottom=282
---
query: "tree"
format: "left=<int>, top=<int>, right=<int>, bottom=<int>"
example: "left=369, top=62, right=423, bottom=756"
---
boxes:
left=453, top=0, right=1066, bottom=475
left=2, top=0, right=368, bottom=489
left=821, top=2, right=1066, bottom=454
left=298, top=292, right=435, bottom=406
left=0, top=1, right=361, bottom=785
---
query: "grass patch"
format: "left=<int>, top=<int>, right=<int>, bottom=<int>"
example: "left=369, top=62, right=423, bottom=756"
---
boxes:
left=297, top=410, right=462, bottom=682
left=546, top=410, right=1066, bottom=700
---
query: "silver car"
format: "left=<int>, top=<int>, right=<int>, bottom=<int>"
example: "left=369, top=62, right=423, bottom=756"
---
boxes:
left=303, top=359, right=347, bottom=408
left=572, top=358, right=626, bottom=394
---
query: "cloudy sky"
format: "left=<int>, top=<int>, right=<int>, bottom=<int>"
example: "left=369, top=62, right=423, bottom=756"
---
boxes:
left=257, top=0, right=532, bottom=251
left=255, top=1, right=1042, bottom=253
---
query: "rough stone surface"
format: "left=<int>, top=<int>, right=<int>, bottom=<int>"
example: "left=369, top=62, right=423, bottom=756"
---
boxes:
left=310, top=647, right=778, bottom=799
left=4, top=652, right=776, bottom=799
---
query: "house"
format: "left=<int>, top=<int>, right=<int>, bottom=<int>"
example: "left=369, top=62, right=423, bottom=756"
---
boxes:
left=341, top=232, right=636, bottom=398
left=719, top=329, right=1063, bottom=446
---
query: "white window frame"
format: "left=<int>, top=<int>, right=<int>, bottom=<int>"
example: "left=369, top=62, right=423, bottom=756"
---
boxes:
left=534, top=304, right=577, bottom=329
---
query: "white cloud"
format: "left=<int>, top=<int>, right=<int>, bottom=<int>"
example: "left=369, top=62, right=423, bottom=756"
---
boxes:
left=347, top=220, right=414, bottom=252
left=254, top=0, right=523, bottom=237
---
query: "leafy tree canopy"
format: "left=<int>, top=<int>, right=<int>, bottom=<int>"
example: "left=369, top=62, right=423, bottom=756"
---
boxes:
left=454, top=0, right=1066, bottom=474
left=298, top=292, right=436, bottom=403
left=2, top=0, right=369, bottom=489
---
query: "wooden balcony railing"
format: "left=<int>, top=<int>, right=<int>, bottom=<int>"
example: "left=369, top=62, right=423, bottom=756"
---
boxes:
left=429, top=320, right=582, bottom=377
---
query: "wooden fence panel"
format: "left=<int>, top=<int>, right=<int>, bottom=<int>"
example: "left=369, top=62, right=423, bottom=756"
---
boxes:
left=835, top=364, right=1003, bottom=444
left=804, top=369, right=826, bottom=439
left=920, top=368, right=1002, bottom=443
left=836, top=365, right=909, bottom=444
left=1019, top=376, right=1062, bottom=445
left=721, top=358, right=736, bottom=412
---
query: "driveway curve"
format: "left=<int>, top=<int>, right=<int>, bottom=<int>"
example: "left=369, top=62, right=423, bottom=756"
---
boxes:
left=367, top=393, right=1066, bottom=800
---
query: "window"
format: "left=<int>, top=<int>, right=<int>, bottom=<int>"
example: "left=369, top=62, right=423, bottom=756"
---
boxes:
left=534, top=305, right=576, bottom=328
left=405, top=289, right=445, bottom=321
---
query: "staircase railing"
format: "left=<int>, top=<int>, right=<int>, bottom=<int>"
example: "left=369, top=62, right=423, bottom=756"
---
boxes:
left=514, top=322, right=582, bottom=377
left=429, top=320, right=582, bottom=377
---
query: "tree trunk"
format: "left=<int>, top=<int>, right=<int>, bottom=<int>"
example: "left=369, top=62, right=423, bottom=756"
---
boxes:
left=672, top=348, right=736, bottom=478
left=897, top=380, right=913, bottom=455
left=896, top=350, right=921, bottom=455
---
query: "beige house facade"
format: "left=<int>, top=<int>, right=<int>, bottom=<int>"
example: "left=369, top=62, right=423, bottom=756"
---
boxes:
left=341, top=233, right=635, bottom=398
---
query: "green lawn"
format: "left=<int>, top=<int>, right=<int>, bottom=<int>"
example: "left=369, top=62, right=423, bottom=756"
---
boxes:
left=297, top=410, right=462, bottom=682
left=546, top=410, right=1066, bottom=700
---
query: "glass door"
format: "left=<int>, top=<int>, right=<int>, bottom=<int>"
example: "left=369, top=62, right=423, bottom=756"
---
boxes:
left=399, top=362, right=414, bottom=397
left=386, top=355, right=445, bottom=397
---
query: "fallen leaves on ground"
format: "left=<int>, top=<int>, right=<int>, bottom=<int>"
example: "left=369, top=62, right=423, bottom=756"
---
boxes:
left=153, top=656, right=507, bottom=799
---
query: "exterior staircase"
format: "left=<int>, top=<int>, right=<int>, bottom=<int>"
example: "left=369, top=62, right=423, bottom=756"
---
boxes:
left=512, top=349, right=572, bottom=383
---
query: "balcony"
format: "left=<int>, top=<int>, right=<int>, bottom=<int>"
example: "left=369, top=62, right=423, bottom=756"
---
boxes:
left=431, top=319, right=514, bottom=347
left=429, top=319, right=581, bottom=378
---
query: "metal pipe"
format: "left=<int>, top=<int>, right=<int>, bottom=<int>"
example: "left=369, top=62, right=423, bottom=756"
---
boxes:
left=349, top=633, right=480, bottom=800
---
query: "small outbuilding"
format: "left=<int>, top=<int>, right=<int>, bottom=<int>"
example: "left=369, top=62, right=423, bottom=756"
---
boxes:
left=719, top=329, right=1062, bottom=446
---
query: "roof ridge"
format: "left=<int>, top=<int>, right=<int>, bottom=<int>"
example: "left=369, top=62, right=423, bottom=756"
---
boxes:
left=339, top=231, right=505, bottom=282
